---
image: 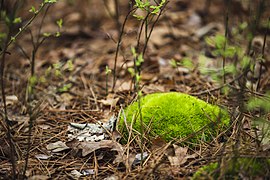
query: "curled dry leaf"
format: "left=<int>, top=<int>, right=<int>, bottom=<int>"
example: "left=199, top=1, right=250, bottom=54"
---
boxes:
left=5, top=95, right=18, bottom=106
left=46, top=141, right=70, bottom=153
left=100, top=96, right=119, bottom=109
left=165, top=145, right=197, bottom=166
left=35, top=154, right=51, bottom=160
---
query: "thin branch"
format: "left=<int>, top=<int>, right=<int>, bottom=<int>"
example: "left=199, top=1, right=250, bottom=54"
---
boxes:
left=112, top=7, right=137, bottom=91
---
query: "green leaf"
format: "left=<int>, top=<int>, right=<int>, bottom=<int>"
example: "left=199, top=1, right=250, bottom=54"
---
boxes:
left=43, top=32, right=51, bottom=37
left=53, top=62, right=61, bottom=69
left=133, top=14, right=144, bottom=20
left=221, top=85, right=230, bottom=95
left=55, top=32, right=61, bottom=37
left=224, top=64, right=237, bottom=75
left=5, top=16, right=11, bottom=25
left=215, top=34, right=226, bottom=49
left=224, top=46, right=236, bottom=58
left=150, top=5, right=160, bottom=14
left=45, top=66, right=52, bottom=76
left=13, top=17, right=22, bottom=24
left=10, top=36, right=16, bottom=42
left=135, top=0, right=150, bottom=9
left=105, top=65, right=112, bottom=74
left=39, top=76, right=46, bottom=83
left=205, top=36, right=215, bottom=47
left=128, top=67, right=135, bottom=77
left=44, top=0, right=57, bottom=3
left=169, top=59, right=177, bottom=68
left=131, top=47, right=137, bottom=57
left=55, top=69, right=62, bottom=77
left=239, top=21, right=248, bottom=30
left=29, top=75, right=38, bottom=86
left=136, top=74, right=141, bottom=82
left=67, top=60, right=74, bottom=71
left=240, top=56, right=251, bottom=69
left=136, top=53, right=144, bottom=66
left=181, top=58, right=194, bottom=70
left=0, top=33, right=7, bottom=39
left=29, top=6, right=36, bottom=13
left=58, top=83, right=72, bottom=92
left=56, top=18, right=63, bottom=28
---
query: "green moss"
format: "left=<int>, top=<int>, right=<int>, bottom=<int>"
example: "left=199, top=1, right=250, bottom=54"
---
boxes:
left=119, top=92, right=230, bottom=142
left=192, top=162, right=218, bottom=179
left=192, top=158, right=270, bottom=179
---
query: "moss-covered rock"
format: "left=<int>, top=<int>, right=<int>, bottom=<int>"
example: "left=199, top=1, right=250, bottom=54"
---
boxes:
left=192, top=158, right=270, bottom=179
left=119, top=92, right=230, bottom=142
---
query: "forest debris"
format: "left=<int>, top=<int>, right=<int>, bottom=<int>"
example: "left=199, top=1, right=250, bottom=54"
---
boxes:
left=70, top=170, right=83, bottom=179
left=100, top=95, right=119, bottom=110
left=68, top=116, right=116, bottom=141
left=187, top=12, right=201, bottom=28
left=35, top=154, right=51, bottom=160
left=104, top=175, right=119, bottom=180
left=132, top=152, right=149, bottom=166
left=46, top=141, right=70, bottom=153
left=67, top=139, right=123, bottom=157
left=70, top=169, right=95, bottom=178
left=5, top=95, right=18, bottom=106
left=165, top=145, right=197, bottom=166
left=253, top=118, right=270, bottom=151
left=28, top=175, right=49, bottom=180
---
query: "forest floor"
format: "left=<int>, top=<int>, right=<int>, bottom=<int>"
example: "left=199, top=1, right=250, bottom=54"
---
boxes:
left=1, top=0, right=270, bottom=179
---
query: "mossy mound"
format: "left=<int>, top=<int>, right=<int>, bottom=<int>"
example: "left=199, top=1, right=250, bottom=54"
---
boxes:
left=119, top=92, right=230, bottom=142
left=192, top=158, right=270, bottom=179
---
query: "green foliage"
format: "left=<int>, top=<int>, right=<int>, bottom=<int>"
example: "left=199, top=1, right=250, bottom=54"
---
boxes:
left=28, top=75, right=38, bottom=94
left=133, top=0, right=166, bottom=19
left=169, top=58, right=194, bottom=70
left=56, top=18, right=63, bottom=29
left=29, top=6, right=37, bottom=14
left=129, top=47, right=143, bottom=83
left=44, top=0, right=57, bottom=3
left=134, top=0, right=150, bottom=10
left=27, top=60, right=75, bottom=95
left=13, top=17, right=22, bottom=24
left=200, top=30, right=261, bottom=86
left=247, top=93, right=270, bottom=112
left=119, top=92, right=230, bottom=142
left=205, top=35, right=237, bottom=58
left=105, top=65, right=112, bottom=75
left=192, top=158, right=270, bottom=179
left=58, top=83, right=72, bottom=93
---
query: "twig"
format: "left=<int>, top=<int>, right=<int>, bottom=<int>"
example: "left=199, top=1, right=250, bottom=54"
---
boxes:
left=190, top=72, right=245, bottom=96
left=112, top=8, right=137, bottom=91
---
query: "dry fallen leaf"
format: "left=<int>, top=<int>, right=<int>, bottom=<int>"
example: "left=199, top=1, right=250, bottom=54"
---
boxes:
left=35, top=154, right=51, bottom=160
left=46, top=141, right=70, bottom=153
left=28, top=175, right=49, bottom=180
left=165, top=145, right=197, bottom=166
left=5, top=95, right=18, bottom=106
left=73, top=140, right=123, bottom=157
left=100, top=97, right=119, bottom=109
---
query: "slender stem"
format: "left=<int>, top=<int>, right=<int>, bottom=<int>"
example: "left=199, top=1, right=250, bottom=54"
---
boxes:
left=114, top=0, right=121, bottom=37
left=142, top=2, right=167, bottom=57
left=0, top=23, right=17, bottom=180
left=256, top=17, right=270, bottom=91
left=222, top=0, right=230, bottom=84
left=0, top=2, right=47, bottom=56
left=112, top=8, right=137, bottom=91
